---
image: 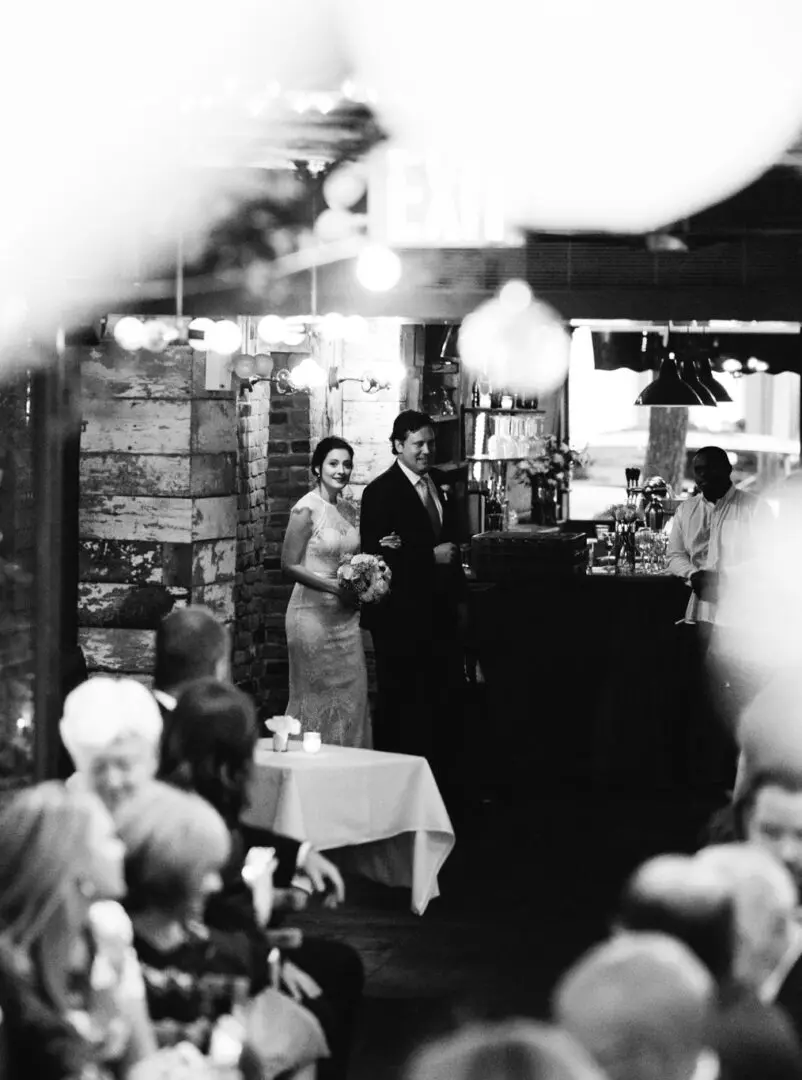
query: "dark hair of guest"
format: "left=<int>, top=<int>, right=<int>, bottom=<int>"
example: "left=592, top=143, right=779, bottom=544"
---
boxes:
left=617, top=868, right=736, bottom=987
left=154, top=606, right=229, bottom=692
left=390, top=410, right=434, bottom=453
left=311, top=436, right=354, bottom=480
left=158, top=678, right=258, bottom=827
left=693, top=446, right=732, bottom=471
left=732, top=766, right=802, bottom=840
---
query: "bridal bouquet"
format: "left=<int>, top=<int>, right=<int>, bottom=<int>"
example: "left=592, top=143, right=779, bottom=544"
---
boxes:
left=337, top=553, right=392, bottom=604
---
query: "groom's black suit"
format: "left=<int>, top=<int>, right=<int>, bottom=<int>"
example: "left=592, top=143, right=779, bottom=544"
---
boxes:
left=360, top=461, right=466, bottom=766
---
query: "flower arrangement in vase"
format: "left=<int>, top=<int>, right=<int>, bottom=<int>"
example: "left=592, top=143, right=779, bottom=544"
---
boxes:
left=516, top=435, right=589, bottom=526
left=606, top=504, right=644, bottom=573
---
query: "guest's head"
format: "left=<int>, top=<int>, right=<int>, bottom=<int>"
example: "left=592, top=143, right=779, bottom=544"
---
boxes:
left=695, top=843, right=797, bottom=991
left=390, top=410, right=435, bottom=476
left=115, top=780, right=230, bottom=921
left=60, top=677, right=163, bottom=811
left=554, top=933, right=715, bottom=1080
left=693, top=446, right=732, bottom=502
left=736, top=767, right=802, bottom=893
left=158, top=678, right=258, bottom=827
left=153, top=605, right=230, bottom=693
left=0, top=783, right=126, bottom=1007
left=616, top=854, right=736, bottom=986
left=310, top=436, right=354, bottom=501
left=407, top=1020, right=607, bottom=1080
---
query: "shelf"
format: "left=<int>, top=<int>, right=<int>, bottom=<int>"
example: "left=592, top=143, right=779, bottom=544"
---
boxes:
left=436, top=460, right=468, bottom=473
left=468, top=455, right=530, bottom=462
left=463, top=407, right=545, bottom=415
left=429, top=414, right=460, bottom=423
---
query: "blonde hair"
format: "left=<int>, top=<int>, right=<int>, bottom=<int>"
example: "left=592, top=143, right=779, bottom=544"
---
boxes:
left=115, top=781, right=230, bottom=916
left=407, top=1021, right=607, bottom=1080
left=0, top=782, right=104, bottom=1010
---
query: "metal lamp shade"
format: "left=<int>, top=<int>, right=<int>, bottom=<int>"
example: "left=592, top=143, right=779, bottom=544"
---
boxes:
left=440, top=325, right=460, bottom=361
left=694, top=355, right=733, bottom=403
left=679, top=357, right=717, bottom=405
left=634, top=353, right=705, bottom=406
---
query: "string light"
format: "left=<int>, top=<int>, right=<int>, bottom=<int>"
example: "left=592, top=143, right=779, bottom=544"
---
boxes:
left=355, top=244, right=402, bottom=292
left=113, top=316, right=146, bottom=351
left=205, top=320, right=242, bottom=355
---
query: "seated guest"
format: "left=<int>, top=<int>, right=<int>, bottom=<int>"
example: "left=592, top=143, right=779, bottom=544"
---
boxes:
left=0, top=782, right=155, bottom=1079
left=153, top=606, right=346, bottom=903
left=554, top=933, right=716, bottom=1080
left=115, top=780, right=327, bottom=1078
left=407, top=1020, right=606, bottom=1080
left=60, top=676, right=163, bottom=812
left=735, top=768, right=802, bottom=896
left=159, top=678, right=364, bottom=1080
left=617, top=854, right=802, bottom=1079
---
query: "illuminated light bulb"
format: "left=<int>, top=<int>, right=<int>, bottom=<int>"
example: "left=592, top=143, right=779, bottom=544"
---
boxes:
left=257, top=315, right=287, bottom=345
left=290, top=356, right=327, bottom=389
left=141, top=319, right=171, bottom=354
left=355, top=245, right=402, bottom=292
left=342, top=315, right=370, bottom=343
left=382, top=360, right=407, bottom=386
left=498, top=280, right=533, bottom=313
left=188, top=317, right=215, bottom=351
left=205, top=320, right=242, bottom=355
left=321, top=313, right=347, bottom=338
left=113, top=316, right=145, bottom=352
left=322, top=165, right=368, bottom=210
left=315, top=208, right=360, bottom=242
left=747, top=356, right=769, bottom=373
left=254, top=353, right=274, bottom=377
left=232, top=354, right=255, bottom=379
left=721, top=358, right=743, bottom=373
left=281, top=325, right=307, bottom=347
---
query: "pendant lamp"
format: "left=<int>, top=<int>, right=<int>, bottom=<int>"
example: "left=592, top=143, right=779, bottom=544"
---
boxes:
left=634, top=350, right=705, bottom=406
left=694, top=355, right=733, bottom=403
left=679, top=356, right=717, bottom=405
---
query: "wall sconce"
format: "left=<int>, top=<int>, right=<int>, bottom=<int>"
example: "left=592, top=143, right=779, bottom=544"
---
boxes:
left=328, top=362, right=405, bottom=394
left=235, top=353, right=328, bottom=396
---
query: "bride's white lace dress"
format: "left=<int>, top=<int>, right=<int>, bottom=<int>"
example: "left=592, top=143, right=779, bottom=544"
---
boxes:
left=285, top=490, right=371, bottom=747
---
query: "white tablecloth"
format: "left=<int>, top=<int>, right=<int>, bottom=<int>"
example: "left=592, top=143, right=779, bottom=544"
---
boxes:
left=243, top=741, right=455, bottom=915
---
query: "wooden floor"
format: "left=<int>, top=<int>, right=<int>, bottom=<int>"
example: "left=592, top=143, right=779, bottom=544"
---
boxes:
left=291, top=783, right=724, bottom=1080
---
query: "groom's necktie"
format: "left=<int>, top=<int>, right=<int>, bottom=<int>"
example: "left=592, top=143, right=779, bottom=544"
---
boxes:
left=417, top=476, right=442, bottom=541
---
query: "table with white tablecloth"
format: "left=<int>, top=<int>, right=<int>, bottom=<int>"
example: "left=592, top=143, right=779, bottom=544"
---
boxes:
left=243, top=741, right=455, bottom=915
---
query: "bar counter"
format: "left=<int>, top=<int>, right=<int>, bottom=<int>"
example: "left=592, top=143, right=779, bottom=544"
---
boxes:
left=466, top=567, right=717, bottom=795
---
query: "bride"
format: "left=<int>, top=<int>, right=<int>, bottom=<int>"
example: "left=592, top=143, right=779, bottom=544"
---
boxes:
left=282, top=436, right=372, bottom=747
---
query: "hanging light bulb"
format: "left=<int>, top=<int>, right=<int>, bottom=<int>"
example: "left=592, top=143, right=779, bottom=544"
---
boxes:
left=188, top=317, right=215, bottom=351
left=232, top=354, right=255, bottom=378
left=281, top=322, right=307, bottom=347
left=355, top=244, right=402, bottom=292
left=290, top=356, right=326, bottom=389
left=254, top=353, right=274, bottom=377
left=141, top=319, right=172, bottom=354
left=257, top=315, right=287, bottom=345
left=322, top=164, right=368, bottom=210
left=113, top=316, right=145, bottom=351
left=722, top=357, right=743, bottom=374
left=205, top=320, right=242, bottom=355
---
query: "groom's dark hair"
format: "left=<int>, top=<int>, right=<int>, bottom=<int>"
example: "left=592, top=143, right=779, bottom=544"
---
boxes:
left=391, top=410, right=434, bottom=453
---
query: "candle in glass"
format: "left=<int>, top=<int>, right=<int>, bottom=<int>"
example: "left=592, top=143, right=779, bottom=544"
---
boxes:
left=303, top=732, right=322, bottom=754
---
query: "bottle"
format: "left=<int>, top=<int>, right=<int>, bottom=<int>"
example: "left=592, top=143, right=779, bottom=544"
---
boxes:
left=471, top=381, right=481, bottom=407
left=478, top=374, right=492, bottom=409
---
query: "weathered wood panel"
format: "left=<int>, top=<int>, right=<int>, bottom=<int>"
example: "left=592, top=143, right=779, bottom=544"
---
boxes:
left=80, top=453, right=191, bottom=497
left=192, top=539, right=237, bottom=587
left=191, top=399, right=238, bottom=455
left=82, top=400, right=191, bottom=454
left=349, top=444, right=393, bottom=486
left=81, top=346, right=192, bottom=399
left=190, top=453, right=237, bottom=497
left=191, top=496, right=238, bottom=541
left=80, top=495, right=192, bottom=542
left=342, top=399, right=398, bottom=438
left=162, top=543, right=193, bottom=588
left=78, top=583, right=189, bottom=628
left=193, top=582, right=235, bottom=622
left=79, top=539, right=165, bottom=583
left=79, top=628, right=155, bottom=674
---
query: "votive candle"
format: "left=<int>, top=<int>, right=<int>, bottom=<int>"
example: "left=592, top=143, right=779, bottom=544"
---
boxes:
left=303, top=732, right=322, bottom=754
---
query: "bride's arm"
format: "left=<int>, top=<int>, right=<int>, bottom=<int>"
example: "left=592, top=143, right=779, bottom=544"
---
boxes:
left=281, top=506, right=345, bottom=598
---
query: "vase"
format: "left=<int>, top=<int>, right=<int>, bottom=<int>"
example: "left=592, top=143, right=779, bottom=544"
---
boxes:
left=272, top=733, right=289, bottom=752
left=614, top=524, right=637, bottom=574
left=530, top=485, right=559, bottom=527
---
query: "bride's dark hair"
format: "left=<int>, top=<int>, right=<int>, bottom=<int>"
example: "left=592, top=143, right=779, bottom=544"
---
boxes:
left=311, top=436, right=354, bottom=481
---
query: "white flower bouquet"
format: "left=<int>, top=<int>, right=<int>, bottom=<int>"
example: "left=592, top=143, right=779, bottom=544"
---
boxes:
left=266, top=714, right=301, bottom=752
left=337, top=553, right=392, bottom=605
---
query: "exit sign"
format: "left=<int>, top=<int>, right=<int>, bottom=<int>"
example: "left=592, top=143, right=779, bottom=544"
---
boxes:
left=367, top=148, right=522, bottom=248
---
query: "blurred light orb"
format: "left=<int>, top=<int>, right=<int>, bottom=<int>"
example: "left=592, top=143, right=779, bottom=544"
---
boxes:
left=321, top=312, right=347, bottom=338
left=498, top=280, right=533, bottom=313
left=291, top=356, right=327, bottom=389
left=187, top=317, right=215, bottom=351
left=458, top=295, right=571, bottom=397
left=722, top=358, right=743, bottom=374
left=355, top=245, right=402, bottom=292
left=282, top=324, right=307, bottom=347
left=315, top=208, right=360, bottom=242
left=341, top=0, right=802, bottom=232
left=257, top=315, right=287, bottom=345
left=206, top=320, right=242, bottom=355
left=113, top=317, right=145, bottom=352
left=141, top=319, right=172, bottom=354
left=254, top=353, right=274, bottom=377
left=342, top=315, right=370, bottom=343
left=322, top=165, right=367, bottom=210
left=232, top=354, right=255, bottom=379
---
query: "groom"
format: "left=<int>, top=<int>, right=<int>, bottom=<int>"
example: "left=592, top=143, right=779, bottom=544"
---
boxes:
left=360, top=410, right=467, bottom=770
